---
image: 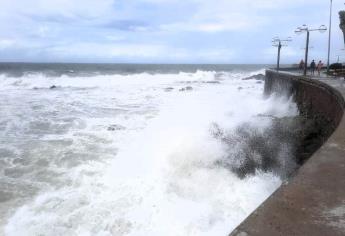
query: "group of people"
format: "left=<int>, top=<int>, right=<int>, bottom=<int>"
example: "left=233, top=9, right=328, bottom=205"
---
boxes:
left=299, top=59, right=324, bottom=76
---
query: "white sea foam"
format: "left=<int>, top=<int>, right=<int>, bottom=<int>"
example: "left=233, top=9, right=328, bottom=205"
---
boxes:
left=0, top=69, right=297, bottom=235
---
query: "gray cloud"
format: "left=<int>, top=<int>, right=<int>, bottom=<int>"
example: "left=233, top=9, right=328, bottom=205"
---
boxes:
left=0, top=0, right=343, bottom=63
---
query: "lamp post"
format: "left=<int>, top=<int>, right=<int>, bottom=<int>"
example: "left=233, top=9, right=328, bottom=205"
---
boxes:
left=272, top=37, right=292, bottom=71
left=295, top=24, right=327, bottom=76
left=327, top=0, right=333, bottom=74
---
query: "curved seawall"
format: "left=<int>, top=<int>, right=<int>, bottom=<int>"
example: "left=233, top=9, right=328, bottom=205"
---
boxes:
left=230, top=70, right=345, bottom=236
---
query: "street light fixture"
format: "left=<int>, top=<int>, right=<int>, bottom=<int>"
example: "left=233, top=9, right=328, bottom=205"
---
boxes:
left=272, top=37, right=292, bottom=71
left=295, top=24, right=327, bottom=76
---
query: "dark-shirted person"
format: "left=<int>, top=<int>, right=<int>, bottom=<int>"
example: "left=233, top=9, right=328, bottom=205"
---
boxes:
left=310, top=60, right=316, bottom=75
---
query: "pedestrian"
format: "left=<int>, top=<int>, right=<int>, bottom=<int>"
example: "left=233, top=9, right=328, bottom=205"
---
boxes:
left=317, top=60, right=323, bottom=76
left=299, top=59, right=305, bottom=72
left=310, top=60, right=316, bottom=75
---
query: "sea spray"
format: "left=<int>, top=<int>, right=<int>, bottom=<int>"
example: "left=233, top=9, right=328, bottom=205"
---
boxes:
left=0, top=66, right=298, bottom=235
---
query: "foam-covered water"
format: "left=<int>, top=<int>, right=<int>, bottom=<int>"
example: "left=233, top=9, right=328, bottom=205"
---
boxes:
left=0, top=65, right=298, bottom=235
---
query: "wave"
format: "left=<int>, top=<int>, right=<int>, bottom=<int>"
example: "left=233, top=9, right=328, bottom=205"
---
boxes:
left=0, top=69, right=265, bottom=91
left=0, top=68, right=299, bottom=235
left=210, top=117, right=299, bottom=179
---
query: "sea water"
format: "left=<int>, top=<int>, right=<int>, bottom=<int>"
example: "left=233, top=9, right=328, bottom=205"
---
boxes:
left=0, top=64, right=298, bottom=236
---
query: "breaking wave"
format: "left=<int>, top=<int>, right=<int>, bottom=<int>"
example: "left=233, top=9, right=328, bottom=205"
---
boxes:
left=0, top=69, right=298, bottom=235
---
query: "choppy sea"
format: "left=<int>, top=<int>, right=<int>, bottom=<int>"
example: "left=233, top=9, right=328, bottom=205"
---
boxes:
left=0, top=63, right=298, bottom=236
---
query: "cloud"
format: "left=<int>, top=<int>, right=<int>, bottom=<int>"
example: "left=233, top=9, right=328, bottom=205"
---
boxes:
left=49, top=42, right=166, bottom=59
left=0, top=0, right=343, bottom=63
left=0, top=0, right=115, bottom=20
left=157, top=0, right=311, bottom=33
left=0, top=39, right=16, bottom=50
left=104, top=20, right=152, bottom=32
left=39, top=42, right=234, bottom=63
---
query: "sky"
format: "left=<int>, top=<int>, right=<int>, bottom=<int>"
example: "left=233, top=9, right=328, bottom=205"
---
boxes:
left=0, top=0, right=344, bottom=64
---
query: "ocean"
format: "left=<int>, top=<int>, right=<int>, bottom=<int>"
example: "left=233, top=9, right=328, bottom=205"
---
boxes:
left=0, top=63, right=298, bottom=236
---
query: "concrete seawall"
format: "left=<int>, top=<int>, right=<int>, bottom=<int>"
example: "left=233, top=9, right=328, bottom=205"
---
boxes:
left=230, top=70, right=345, bottom=236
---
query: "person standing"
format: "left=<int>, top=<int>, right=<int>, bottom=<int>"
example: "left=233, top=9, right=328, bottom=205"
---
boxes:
left=310, top=60, right=316, bottom=75
left=317, top=60, right=324, bottom=76
left=299, top=59, right=305, bottom=73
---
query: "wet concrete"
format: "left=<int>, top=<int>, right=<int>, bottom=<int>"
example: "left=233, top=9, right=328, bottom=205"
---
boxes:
left=230, top=70, right=345, bottom=236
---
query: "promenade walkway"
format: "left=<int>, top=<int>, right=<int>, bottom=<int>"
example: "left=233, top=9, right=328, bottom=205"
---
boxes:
left=231, top=71, right=345, bottom=236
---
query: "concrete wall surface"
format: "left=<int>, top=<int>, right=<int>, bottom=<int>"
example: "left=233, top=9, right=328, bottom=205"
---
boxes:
left=230, top=70, right=345, bottom=236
